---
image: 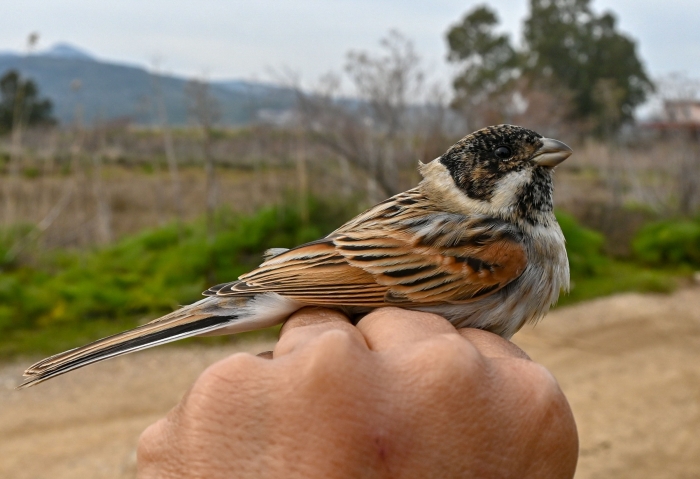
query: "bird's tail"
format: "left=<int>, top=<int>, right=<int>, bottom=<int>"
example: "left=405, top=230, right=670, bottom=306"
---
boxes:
left=19, top=295, right=283, bottom=389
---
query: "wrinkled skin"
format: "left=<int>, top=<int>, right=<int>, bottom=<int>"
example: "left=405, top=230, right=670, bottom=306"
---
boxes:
left=137, top=307, right=578, bottom=479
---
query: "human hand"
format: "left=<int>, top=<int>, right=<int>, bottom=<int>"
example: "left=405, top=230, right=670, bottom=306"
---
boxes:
left=137, top=307, right=578, bottom=478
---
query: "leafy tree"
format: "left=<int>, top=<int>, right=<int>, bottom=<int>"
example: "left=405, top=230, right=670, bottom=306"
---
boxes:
left=447, top=0, right=654, bottom=134
left=524, top=0, right=653, bottom=132
left=446, top=6, right=520, bottom=127
left=0, top=70, right=56, bottom=135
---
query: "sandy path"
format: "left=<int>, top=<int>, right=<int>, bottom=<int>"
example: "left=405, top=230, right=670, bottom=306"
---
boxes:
left=0, top=342, right=276, bottom=479
left=515, top=286, right=700, bottom=479
left=1, top=286, right=699, bottom=478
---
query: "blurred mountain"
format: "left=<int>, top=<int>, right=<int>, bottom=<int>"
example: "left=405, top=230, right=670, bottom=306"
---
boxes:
left=0, top=43, right=296, bottom=126
left=42, top=43, right=95, bottom=61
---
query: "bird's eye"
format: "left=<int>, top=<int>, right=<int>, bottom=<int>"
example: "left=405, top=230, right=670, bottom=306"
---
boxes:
left=494, top=146, right=512, bottom=159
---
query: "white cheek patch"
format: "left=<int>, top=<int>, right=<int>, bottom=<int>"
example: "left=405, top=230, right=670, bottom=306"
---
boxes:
left=490, top=169, right=532, bottom=211
left=419, top=160, right=494, bottom=216
left=419, top=159, right=532, bottom=217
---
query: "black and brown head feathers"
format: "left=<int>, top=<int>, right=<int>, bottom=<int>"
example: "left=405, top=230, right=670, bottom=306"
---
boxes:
left=440, top=125, right=544, bottom=201
left=436, top=124, right=572, bottom=225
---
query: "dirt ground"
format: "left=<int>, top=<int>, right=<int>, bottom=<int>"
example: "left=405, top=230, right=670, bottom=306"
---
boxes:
left=1, top=286, right=699, bottom=478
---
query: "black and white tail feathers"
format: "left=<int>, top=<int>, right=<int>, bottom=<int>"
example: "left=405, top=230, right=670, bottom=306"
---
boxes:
left=20, top=296, right=253, bottom=388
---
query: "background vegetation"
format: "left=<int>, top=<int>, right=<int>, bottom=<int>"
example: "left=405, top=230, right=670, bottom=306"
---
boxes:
left=0, top=0, right=698, bottom=358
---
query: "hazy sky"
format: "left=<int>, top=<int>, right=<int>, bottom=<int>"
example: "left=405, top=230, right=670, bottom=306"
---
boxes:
left=2, top=0, right=699, bottom=87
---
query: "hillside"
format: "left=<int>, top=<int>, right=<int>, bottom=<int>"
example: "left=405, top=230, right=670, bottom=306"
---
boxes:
left=0, top=44, right=296, bottom=126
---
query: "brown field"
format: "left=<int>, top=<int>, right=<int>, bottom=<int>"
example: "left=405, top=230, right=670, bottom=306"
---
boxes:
left=0, top=163, right=349, bottom=249
left=1, top=285, right=699, bottom=478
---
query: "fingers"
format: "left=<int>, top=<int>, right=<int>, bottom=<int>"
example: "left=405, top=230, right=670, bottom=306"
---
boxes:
left=458, top=328, right=531, bottom=360
left=356, top=307, right=458, bottom=351
left=274, top=306, right=529, bottom=361
left=355, top=308, right=530, bottom=360
left=274, top=307, right=368, bottom=357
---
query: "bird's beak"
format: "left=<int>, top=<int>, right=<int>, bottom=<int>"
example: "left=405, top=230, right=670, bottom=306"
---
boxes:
left=532, top=138, right=573, bottom=168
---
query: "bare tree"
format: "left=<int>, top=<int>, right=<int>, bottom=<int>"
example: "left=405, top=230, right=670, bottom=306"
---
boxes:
left=291, top=71, right=388, bottom=197
left=5, top=32, right=40, bottom=225
left=345, top=30, right=426, bottom=198
left=92, top=117, right=112, bottom=244
left=295, top=131, right=309, bottom=225
left=676, top=145, right=700, bottom=215
left=291, top=31, right=441, bottom=201
left=68, top=78, right=89, bottom=244
left=186, top=77, right=221, bottom=241
left=345, top=30, right=424, bottom=138
left=151, top=61, right=184, bottom=231
left=38, top=128, right=58, bottom=217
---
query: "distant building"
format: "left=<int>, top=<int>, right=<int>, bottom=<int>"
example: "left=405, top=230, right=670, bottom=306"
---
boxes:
left=642, top=99, right=700, bottom=138
left=663, top=100, right=700, bottom=124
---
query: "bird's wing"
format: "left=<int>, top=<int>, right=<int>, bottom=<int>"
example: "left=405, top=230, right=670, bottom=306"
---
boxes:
left=212, top=189, right=528, bottom=306
left=20, top=191, right=528, bottom=388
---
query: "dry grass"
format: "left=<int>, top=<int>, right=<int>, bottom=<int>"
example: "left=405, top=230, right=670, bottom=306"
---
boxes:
left=1, top=166, right=290, bottom=247
left=0, top=161, right=365, bottom=250
left=1, top=127, right=698, bottom=256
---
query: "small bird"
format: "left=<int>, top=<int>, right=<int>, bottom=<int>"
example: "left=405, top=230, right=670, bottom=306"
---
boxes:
left=20, top=124, right=572, bottom=388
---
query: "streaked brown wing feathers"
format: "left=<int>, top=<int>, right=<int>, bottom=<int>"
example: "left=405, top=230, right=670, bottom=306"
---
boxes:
left=334, top=228, right=526, bottom=303
left=215, top=189, right=527, bottom=306
left=229, top=240, right=387, bottom=306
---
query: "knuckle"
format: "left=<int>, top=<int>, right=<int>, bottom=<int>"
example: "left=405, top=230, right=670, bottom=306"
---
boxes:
left=276, top=322, right=360, bottom=357
left=528, top=363, right=564, bottom=403
left=137, top=420, right=166, bottom=463
left=137, top=418, right=191, bottom=478
left=530, top=362, right=559, bottom=387
left=304, top=329, right=358, bottom=367
left=295, top=329, right=369, bottom=389
left=521, top=362, right=559, bottom=391
left=409, top=334, right=483, bottom=382
left=363, top=307, right=403, bottom=321
left=364, top=307, right=447, bottom=325
left=428, top=334, right=479, bottom=362
left=505, top=360, right=564, bottom=409
left=313, top=327, right=357, bottom=350
left=187, top=353, right=261, bottom=409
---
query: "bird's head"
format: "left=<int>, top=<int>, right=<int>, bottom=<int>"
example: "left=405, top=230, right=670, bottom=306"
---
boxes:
left=420, top=124, right=572, bottom=226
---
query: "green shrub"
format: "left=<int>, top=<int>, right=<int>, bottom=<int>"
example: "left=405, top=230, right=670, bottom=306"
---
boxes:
left=556, top=211, right=608, bottom=277
left=0, top=199, right=684, bottom=357
left=632, top=219, right=700, bottom=267
left=553, top=212, right=678, bottom=305
left=0, top=197, right=358, bottom=357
